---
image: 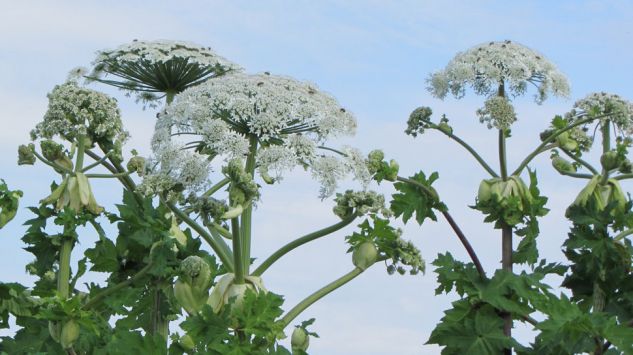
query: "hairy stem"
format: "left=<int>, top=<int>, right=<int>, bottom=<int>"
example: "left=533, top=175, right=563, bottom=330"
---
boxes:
left=440, top=211, right=486, bottom=278
left=252, top=214, right=358, bottom=277
left=280, top=267, right=365, bottom=327
left=241, top=135, right=258, bottom=275
left=167, top=202, right=234, bottom=270
left=231, top=217, right=245, bottom=284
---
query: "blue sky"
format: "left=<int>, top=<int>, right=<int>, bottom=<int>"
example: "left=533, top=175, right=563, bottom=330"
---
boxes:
left=1, top=1, right=633, bottom=354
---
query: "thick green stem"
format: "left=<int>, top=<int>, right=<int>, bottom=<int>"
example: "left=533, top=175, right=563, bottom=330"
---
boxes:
left=280, top=267, right=364, bottom=327
left=167, top=202, right=234, bottom=270
left=165, top=91, right=176, bottom=105
left=83, top=263, right=152, bottom=310
left=57, top=135, right=86, bottom=299
left=599, top=120, right=611, bottom=185
left=497, top=84, right=512, bottom=355
left=57, top=236, right=73, bottom=299
left=231, top=217, right=245, bottom=284
left=614, top=228, right=633, bottom=241
left=241, top=135, right=258, bottom=275
left=252, top=214, right=358, bottom=277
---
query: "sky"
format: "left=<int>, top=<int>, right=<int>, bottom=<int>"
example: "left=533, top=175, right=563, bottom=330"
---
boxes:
left=1, top=1, right=633, bottom=354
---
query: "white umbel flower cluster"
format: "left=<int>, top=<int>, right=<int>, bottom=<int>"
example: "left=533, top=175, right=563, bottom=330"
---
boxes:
left=428, top=40, right=570, bottom=104
left=163, top=72, right=357, bottom=142
left=567, top=92, right=633, bottom=134
left=152, top=72, right=368, bottom=198
left=89, top=40, right=241, bottom=104
left=32, top=81, right=126, bottom=144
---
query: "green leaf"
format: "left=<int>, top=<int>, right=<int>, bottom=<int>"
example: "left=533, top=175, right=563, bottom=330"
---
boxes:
left=391, top=171, right=444, bottom=225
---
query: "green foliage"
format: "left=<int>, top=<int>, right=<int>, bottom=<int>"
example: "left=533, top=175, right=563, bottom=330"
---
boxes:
left=391, top=171, right=445, bottom=225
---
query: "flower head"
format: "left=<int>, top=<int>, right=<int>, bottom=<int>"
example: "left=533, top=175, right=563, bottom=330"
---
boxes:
left=476, top=96, right=517, bottom=129
left=566, top=92, right=633, bottom=134
left=89, top=40, right=241, bottom=104
left=163, top=72, right=356, bottom=144
left=31, top=82, right=126, bottom=145
left=152, top=72, right=364, bottom=198
left=428, top=40, right=570, bottom=104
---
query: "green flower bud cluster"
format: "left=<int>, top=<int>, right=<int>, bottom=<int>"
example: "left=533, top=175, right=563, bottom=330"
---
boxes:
left=366, top=150, right=399, bottom=183
left=174, top=256, right=213, bottom=315
left=405, top=106, right=433, bottom=137
left=185, top=193, right=229, bottom=222
left=570, top=176, right=627, bottom=215
left=40, top=173, right=103, bottom=214
left=333, top=190, right=390, bottom=219
left=386, top=238, right=425, bottom=275
left=0, top=180, right=22, bottom=229
left=17, top=144, right=35, bottom=165
left=223, top=159, right=260, bottom=210
left=476, top=176, right=535, bottom=226
left=126, top=156, right=147, bottom=176
left=207, top=273, right=266, bottom=315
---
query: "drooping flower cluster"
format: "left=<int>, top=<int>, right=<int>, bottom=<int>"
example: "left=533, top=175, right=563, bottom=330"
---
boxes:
left=566, top=92, right=633, bottom=134
left=151, top=72, right=367, bottom=198
left=31, top=82, right=127, bottom=145
left=89, top=40, right=241, bottom=104
left=476, top=96, right=517, bottom=129
left=332, top=190, right=390, bottom=219
left=428, top=40, right=570, bottom=104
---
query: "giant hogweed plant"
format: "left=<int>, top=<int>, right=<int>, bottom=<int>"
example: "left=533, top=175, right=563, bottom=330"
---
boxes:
left=0, top=40, right=423, bottom=354
left=387, top=40, right=633, bottom=354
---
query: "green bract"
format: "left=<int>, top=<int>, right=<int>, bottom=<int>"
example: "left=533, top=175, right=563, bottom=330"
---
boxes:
left=207, top=273, right=266, bottom=314
left=352, top=242, right=378, bottom=270
left=291, top=327, right=310, bottom=352
left=174, top=256, right=212, bottom=314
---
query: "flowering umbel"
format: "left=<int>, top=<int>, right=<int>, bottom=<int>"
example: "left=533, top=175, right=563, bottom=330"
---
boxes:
left=147, top=72, right=370, bottom=198
left=88, top=40, right=241, bottom=104
left=428, top=40, right=570, bottom=104
left=566, top=92, right=633, bottom=135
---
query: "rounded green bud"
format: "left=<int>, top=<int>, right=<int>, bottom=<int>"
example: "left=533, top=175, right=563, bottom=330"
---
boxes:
left=556, top=132, right=578, bottom=151
left=552, top=156, right=576, bottom=174
left=386, top=159, right=399, bottom=181
left=438, top=121, right=453, bottom=135
left=291, top=327, right=310, bottom=352
left=17, top=144, right=36, bottom=165
left=477, top=179, right=494, bottom=203
left=600, top=151, right=620, bottom=171
left=352, top=242, right=378, bottom=270
left=60, top=319, right=79, bottom=349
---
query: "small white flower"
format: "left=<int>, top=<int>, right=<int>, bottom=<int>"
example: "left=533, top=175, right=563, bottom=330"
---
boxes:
left=428, top=40, right=570, bottom=104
